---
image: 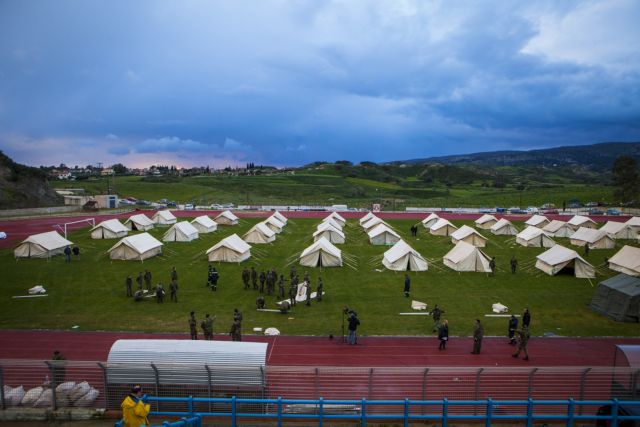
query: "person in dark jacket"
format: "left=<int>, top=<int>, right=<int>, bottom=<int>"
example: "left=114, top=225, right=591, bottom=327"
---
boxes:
left=508, top=315, right=518, bottom=345
left=522, top=308, right=531, bottom=329
left=471, top=319, right=483, bottom=354
left=347, top=311, right=360, bottom=345
left=512, top=327, right=530, bottom=361
left=438, top=320, right=449, bottom=350
left=403, top=274, right=411, bottom=297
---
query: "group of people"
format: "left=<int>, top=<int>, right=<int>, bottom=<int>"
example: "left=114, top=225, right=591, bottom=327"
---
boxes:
left=63, top=245, right=80, bottom=263
left=243, top=266, right=325, bottom=312
left=187, top=309, right=241, bottom=341
left=125, top=267, right=179, bottom=304
left=434, top=307, right=532, bottom=361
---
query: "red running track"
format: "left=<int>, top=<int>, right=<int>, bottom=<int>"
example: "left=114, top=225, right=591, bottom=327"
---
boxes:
left=1, top=330, right=638, bottom=366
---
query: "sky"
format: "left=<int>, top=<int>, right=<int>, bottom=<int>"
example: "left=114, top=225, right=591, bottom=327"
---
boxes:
left=1, top=0, right=639, bottom=169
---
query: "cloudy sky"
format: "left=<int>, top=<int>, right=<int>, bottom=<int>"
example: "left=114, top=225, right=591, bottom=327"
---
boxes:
left=1, top=1, right=639, bottom=168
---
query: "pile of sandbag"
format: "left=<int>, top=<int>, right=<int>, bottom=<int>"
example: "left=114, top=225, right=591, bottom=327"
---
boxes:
left=3, top=381, right=100, bottom=407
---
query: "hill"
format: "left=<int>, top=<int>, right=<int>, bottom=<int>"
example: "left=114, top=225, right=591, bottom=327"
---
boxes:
left=0, top=151, right=62, bottom=209
left=398, top=142, right=640, bottom=170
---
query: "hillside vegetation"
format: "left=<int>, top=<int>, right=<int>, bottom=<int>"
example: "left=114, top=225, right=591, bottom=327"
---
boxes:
left=0, top=151, right=62, bottom=209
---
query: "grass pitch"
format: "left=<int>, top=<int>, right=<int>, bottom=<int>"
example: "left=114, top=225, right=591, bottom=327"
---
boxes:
left=0, top=217, right=636, bottom=338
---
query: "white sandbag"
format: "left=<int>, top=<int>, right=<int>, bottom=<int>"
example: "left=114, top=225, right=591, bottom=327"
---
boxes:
left=3, top=385, right=11, bottom=395
left=6, top=385, right=25, bottom=406
left=69, top=381, right=91, bottom=402
left=56, top=381, right=76, bottom=393
left=264, top=327, right=280, bottom=336
left=21, top=386, right=43, bottom=406
left=411, top=300, right=427, bottom=310
left=34, top=388, right=52, bottom=407
left=492, top=303, right=508, bottom=314
left=28, top=285, right=46, bottom=295
left=74, top=387, right=99, bottom=407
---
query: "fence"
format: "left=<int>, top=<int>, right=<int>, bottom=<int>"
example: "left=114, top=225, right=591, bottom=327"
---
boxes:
left=127, top=396, right=640, bottom=427
left=1, top=360, right=638, bottom=414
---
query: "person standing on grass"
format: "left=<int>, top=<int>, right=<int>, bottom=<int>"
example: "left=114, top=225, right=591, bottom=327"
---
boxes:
left=510, top=256, right=518, bottom=274
left=155, top=283, right=165, bottom=303
left=431, top=304, right=443, bottom=332
left=171, top=266, right=178, bottom=282
left=251, top=266, right=258, bottom=290
left=72, top=245, right=80, bottom=260
left=210, top=267, right=219, bottom=291
left=403, top=274, right=411, bottom=298
left=189, top=311, right=198, bottom=340
left=202, top=314, right=215, bottom=340
left=316, top=277, right=324, bottom=302
left=489, top=257, right=496, bottom=276
left=136, top=272, right=143, bottom=290
left=125, top=275, right=133, bottom=297
left=242, top=267, right=250, bottom=289
left=64, top=246, right=71, bottom=263
left=170, top=279, right=178, bottom=302
left=277, top=274, right=286, bottom=298
left=144, top=270, right=152, bottom=291
left=289, top=281, right=297, bottom=306
left=438, top=320, right=449, bottom=350
left=121, top=385, right=150, bottom=427
left=471, top=319, right=483, bottom=354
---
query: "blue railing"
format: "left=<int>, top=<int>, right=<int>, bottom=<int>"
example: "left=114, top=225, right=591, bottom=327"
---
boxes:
left=114, top=396, right=640, bottom=427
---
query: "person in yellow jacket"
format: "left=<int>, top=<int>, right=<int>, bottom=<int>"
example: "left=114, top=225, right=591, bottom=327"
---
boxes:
left=121, top=385, right=151, bottom=427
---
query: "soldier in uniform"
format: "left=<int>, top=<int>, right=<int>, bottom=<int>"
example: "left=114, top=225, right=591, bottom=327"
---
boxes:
left=279, top=300, right=291, bottom=314
left=510, top=256, right=518, bottom=274
left=289, top=281, right=297, bottom=306
left=512, top=327, right=530, bottom=361
left=171, top=266, right=178, bottom=282
left=431, top=304, right=443, bottom=332
left=251, top=267, right=258, bottom=290
left=256, top=295, right=265, bottom=310
left=156, top=283, right=165, bottom=303
left=316, top=277, right=324, bottom=302
left=233, top=308, right=243, bottom=324
left=136, top=272, right=143, bottom=290
left=471, top=319, right=483, bottom=354
left=202, top=314, right=215, bottom=340
left=230, top=319, right=242, bottom=341
left=277, top=275, right=286, bottom=298
left=305, top=280, right=312, bottom=306
left=489, top=257, right=496, bottom=276
left=144, top=270, right=152, bottom=291
left=170, top=279, right=178, bottom=302
left=522, top=308, right=531, bottom=329
left=403, top=274, right=411, bottom=297
left=259, top=270, right=266, bottom=293
left=289, top=266, right=297, bottom=280
left=242, top=267, right=250, bottom=290
left=189, top=311, right=198, bottom=340
left=210, top=267, right=219, bottom=291
left=508, top=315, right=518, bottom=344
left=125, top=275, right=133, bottom=297
left=303, top=271, right=310, bottom=284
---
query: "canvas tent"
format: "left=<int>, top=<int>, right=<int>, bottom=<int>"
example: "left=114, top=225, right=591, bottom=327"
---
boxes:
left=14, top=231, right=73, bottom=258
left=264, top=215, right=285, bottom=234
left=323, top=212, right=346, bottom=227
left=516, top=226, right=556, bottom=248
left=625, top=217, right=640, bottom=234
left=152, top=210, right=177, bottom=225
left=323, top=217, right=344, bottom=231
left=272, top=211, right=288, bottom=225
left=475, top=214, right=498, bottom=230
left=567, top=215, right=597, bottom=230
left=542, top=220, right=574, bottom=238
left=368, top=223, right=401, bottom=246
left=243, top=222, right=276, bottom=244
left=163, top=221, right=199, bottom=242
left=90, top=219, right=128, bottom=239
left=108, top=232, right=163, bottom=261
left=429, top=218, right=458, bottom=236
left=124, top=214, right=154, bottom=231
left=190, top=215, right=218, bottom=233
left=421, top=213, right=440, bottom=229
left=443, top=241, right=492, bottom=272
left=362, top=216, right=388, bottom=232
left=299, top=237, right=342, bottom=267
left=569, top=227, right=615, bottom=249
left=359, top=212, right=376, bottom=225
left=589, top=274, right=640, bottom=322
left=206, top=234, right=251, bottom=263
left=525, top=215, right=550, bottom=228
left=313, top=222, right=345, bottom=244
left=600, top=221, right=637, bottom=240
left=535, top=244, right=595, bottom=278
left=451, top=225, right=487, bottom=247
left=608, top=246, right=640, bottom=277
left=490, top=218, right=518, bottom=236
left=382, top=239, right=428, bottom=271
left=214, top=210, right=239, bottom=226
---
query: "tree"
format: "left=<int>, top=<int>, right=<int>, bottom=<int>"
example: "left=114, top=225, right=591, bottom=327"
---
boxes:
left=612, top=155, right=639, bottom=203
left=111, top=163, right=128, bottom=175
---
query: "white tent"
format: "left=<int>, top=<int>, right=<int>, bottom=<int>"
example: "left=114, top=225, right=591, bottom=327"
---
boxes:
left=323, top=217, right=344, bottom=231
left=163, top=221, right=199, bottom=242
left=362, top=216, right=388, bottom=232
left=525, top=215, right=550, bottom=228
left=108, top=232, right=163, bottom=261
left=451, top=225, right=487, bottom=247
left=206, top=234, right=251, bottom=262
left=625, top=217, right=640, bottom=234
left=323, top=212, right=346, bottom=227
left=243, top=222, right=276, bottom=244
left=535, top=244, right=595, bottom=278
left=124, top=214, right=155, bottom=231
left=429, top=218, right=458, bottom=236
left=368, top=223, right=401, bottom=245
left=359, top=212, right=376, bottom=225
left=14, top=231, right=73, bottom=258
left=299, top=237, right=342, bottom=267
left=421, top=213, right=440, bottom=228
left=475, top=214, right=498, bottom=230
left=443, top=241, right=492, bottom=272
left=264, top=215, right=285, bottom=234
left=190, top=215, right=218, bottom=233
left=272, top=211, right=288, bottom=225
left=567, top=215, right=597, bottom=230
left=608, top=245, right=640, bottom=277
left=569, top=227, right=615, bottom=249
left=313, top=222, right=345, bottom=244
left=90, top=219, right=128, bottom=239
left=542, top=220, right=574, bottom=238
left=490, top=218, right=518, bottom=236
left=600, top=221, right=637, bottom=240
left=214, top=210, right=239, bottom=226
left=516, top=226, right=556, bottom=248
left=382, top=240, right=428, bottom=271
left=152, top=210, right=177, bottom=225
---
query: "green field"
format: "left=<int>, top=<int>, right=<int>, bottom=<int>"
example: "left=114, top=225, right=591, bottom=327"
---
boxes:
left=52, top=174, right=614, bottom=209
left=1, top=217, right=636, bottom=338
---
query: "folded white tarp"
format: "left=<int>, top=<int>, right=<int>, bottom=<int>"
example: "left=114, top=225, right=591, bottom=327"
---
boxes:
left=443, top=241, right=492, bottom=272
left=542, top=220, right=574, bottom=237
left=567, top=215, right=597, bottom=229
left=383, top=239, right=428, bottom=271
left=516, top=226, right=556, bottom=248
left=421, top=213, right=440, bottom=228
left=190, top=215, right=218, bottom=233
left=490, top=218, right=518, bottom=236
left=608, top=245, right=640, bottom=276
left=14, top=231, right=73, bottom=258
left=451, top=225, right=487, bottom=247
left=569, top=227, right=615, bottom=249
left=206, top=234, right=251, bottom=262
left=152, top=210, right=177, bottom=225
left=299, top=237, right=342, bottom=267
left=28, top=285, right=46, bottom=294
left=243, top=222, right=276, bottom=244
left=163, top=221, right=199, bottom=242
left=475, top=214, right=498, bottom=229
left=124, top=214, right=155, bottom=231
left=108, top=232, right=163, bottom=261
left=90, top=219, right=128, bottom=239
left=525, top=215, right=549, bottom=228
left=535, top=244, right=595, bottom=278
left=492, top=303, right=508, bottom=313
left=214, top=210, right=239, bottom=225
left=411, top=300, right=427, bottom=310
left=429, top=218, right=458, bottom=236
